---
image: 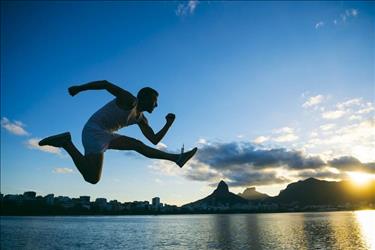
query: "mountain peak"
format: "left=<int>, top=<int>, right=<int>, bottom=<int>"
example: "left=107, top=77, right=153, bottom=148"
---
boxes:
left=182, top=180, right=248, bottom=208
left=216, top=180, right=229, bottom=193
left=238, top=187, right=269, bottom=200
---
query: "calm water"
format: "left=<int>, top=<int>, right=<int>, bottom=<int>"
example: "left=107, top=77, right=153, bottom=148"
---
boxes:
left=1, top=211, right=375, bottom=250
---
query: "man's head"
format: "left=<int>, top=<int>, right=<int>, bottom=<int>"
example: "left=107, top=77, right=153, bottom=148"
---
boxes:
left=137, top=87, right=159, bottom=113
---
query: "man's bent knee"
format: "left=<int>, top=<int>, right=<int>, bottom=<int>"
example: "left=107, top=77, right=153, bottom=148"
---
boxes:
left=82, top=154, right=103, bottom=185
left=84, top=175, right=101, bottom=184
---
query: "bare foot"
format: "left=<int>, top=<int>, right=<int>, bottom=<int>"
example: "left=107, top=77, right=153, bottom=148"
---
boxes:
left=39, top=132, right=71, bottom=148
left=176, top=147, right=198, bottom=168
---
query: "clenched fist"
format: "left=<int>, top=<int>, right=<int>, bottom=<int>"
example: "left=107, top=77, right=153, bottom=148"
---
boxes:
left=166, top=113, right=176, bottom=125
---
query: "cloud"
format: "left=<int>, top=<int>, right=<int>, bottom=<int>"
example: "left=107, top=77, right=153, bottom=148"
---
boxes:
left=1, top=117, right=30, bottom=136
left=184, top=162, right=222, bottom=182
left=176, top=0, right=199, bottom=17
left=151, top=138, right=375, bottom=188
left=328, top=156, right=375, bottom=174
left=336, top=98, right=362, bottom=109
left=197, top=138, right=208, bottom=145
left=303, top=95, right=324, bottom=108
left=252, top=127, right=298, bottom=145
left=253, top=136, right=270, bottom=144
left=322, top=110, right=346, bottom=119
left=274, top=133, right=298, bottom=142
left=26, top=138, right=62, bottom=155
left=195, top=142, right=325, bottom=170
left=320, top=123, right=336, bottom=131
left=226, top=171, right=290, bottom=187
left=151, top=94, right=373, bottom=188
left=307, top=117, right=375, bottom=162
left=315, top=21, right=324, bottom=29
left=334, top=9, right=359, bottom=25
left=357, top=104, right=374, bottom=114
left=53, top=168, right=74, bottom=174
left=272, top=127, right=298, bottom=142
left=156, top=142, right=167, bottom=150
left=297, top=168, right=346, bottom=180
left=319, top=98, right=373, bottom=120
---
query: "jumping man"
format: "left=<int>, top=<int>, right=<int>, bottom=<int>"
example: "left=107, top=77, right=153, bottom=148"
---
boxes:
left=39, top=80, right=197, bottom=184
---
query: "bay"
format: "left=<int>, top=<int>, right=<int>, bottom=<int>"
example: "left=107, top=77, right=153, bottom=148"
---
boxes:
left=1, top=211, right=374, bottom=249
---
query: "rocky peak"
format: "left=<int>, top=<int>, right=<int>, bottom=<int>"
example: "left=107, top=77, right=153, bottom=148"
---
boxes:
left=214, top=180, right=229, bottom=194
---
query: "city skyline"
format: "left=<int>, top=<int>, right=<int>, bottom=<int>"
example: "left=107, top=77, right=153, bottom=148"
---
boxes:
left=1, top=1, right=374, bottom=206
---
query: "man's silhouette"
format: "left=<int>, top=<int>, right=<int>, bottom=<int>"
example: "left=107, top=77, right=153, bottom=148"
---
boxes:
left=39, top=80, right=197, bottom=184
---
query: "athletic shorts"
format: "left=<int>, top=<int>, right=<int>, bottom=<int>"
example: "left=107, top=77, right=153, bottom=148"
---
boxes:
left=82, top=123, right=121, bottom=155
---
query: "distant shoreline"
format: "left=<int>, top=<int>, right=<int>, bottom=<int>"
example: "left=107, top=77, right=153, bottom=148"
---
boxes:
left=2, top=208, right=374, bottom=217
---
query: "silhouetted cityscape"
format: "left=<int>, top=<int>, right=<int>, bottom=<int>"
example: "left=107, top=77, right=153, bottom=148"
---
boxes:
left=1, top=178, right=375, bottom=215
left=0, top=191, right=181, bottom=215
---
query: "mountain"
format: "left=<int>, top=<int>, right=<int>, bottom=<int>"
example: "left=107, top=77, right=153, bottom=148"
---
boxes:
left=238, top=187, right=269, bottom=200
left=182, top=180, right=248, bottom=208
left=269, top=177, right=375, bottom=205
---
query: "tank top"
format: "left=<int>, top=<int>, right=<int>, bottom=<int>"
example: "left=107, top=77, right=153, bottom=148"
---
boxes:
left=85, top=99, right=145, bottom=132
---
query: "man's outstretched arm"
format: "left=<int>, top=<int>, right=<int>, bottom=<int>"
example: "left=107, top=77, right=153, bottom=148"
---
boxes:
left=68, top=80, right=135, bottom=104
left=138, top=114, right=175, bottom=145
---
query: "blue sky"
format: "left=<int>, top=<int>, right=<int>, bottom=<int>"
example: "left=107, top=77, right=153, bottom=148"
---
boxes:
left=1, top=1, right=374, bottom=205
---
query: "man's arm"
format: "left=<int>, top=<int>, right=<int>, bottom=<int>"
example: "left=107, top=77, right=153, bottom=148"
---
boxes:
left=138, top=114, right=175, bottom=145
left=68, top=80, right=135, bottom=104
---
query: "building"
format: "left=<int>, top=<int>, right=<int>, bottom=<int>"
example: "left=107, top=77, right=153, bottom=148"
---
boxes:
left=79, top=196, right=90, bottom=203
left=95, top=198, right=108, bottom=210
left=55, top=196, right=74, bottom=208
left=152, top=197, right=160, bottom=207
left=132, top=201, right=150, bottom=210
left=44, top=194, right=54, bottom=206
left=79, top=196, right=91, bottom=209
left=4, top=194, right=23, bottom=204
left=23, top=191, right=36, bottom=201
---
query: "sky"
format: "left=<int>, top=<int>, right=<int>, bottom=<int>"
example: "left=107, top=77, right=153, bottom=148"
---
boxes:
left=1, top=1, right=374, bottom=206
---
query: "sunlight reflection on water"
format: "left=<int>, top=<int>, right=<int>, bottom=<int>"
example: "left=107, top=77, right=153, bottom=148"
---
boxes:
left=355, top=210, right=375, bottom=250
left=1, top=211, right=375, bottom=249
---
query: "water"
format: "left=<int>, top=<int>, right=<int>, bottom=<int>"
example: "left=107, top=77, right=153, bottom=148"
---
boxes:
left=1, top=211, right=375, bottom=250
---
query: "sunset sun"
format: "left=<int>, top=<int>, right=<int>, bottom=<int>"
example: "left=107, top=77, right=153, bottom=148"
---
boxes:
left=348, top=172, right=375, bottom=186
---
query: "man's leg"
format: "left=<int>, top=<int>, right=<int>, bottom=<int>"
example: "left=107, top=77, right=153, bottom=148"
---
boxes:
left=108, top=135, right=197, bottom=167
left=39, top=132, right=103, bottom=184
left=64, top=141, right=104, bottom=184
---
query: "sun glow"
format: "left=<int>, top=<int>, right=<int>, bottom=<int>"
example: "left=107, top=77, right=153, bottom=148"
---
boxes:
left=355, top=210, right=375, bottom=249
left=348, top=172, right=375, bottom=186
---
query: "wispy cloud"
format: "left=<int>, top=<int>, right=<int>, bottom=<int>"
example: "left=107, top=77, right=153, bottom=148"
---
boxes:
left=53, top=168, right=74, bottom=174
left=320, top=123, right=336, bottom=131
left=1, top=117, right=30, bottom=136
left=302, top=95, right=324, bottom=108
left=253, top=136, right=270, bottom=144
left=336, top=98, right=362, bottom=109
left=334, top=8, right=359, bottom=25
left=315, top=21, right=324, bottom=29
left=273, top=127, right=298, bottom=142
left=316, top=8, right=359, bottom=29
left=26, top=138, right=62, bottom=155
left=322, top=110, right=346, bottom=120
left=252, top=127, right=298, bottom=144
left=274, top=133, right=299, bottom=142
left=176, top=0, right=199, bottom=17
left=307, top=117, right=375, bottom=162
left=321, top=98, right=373, bottom=120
